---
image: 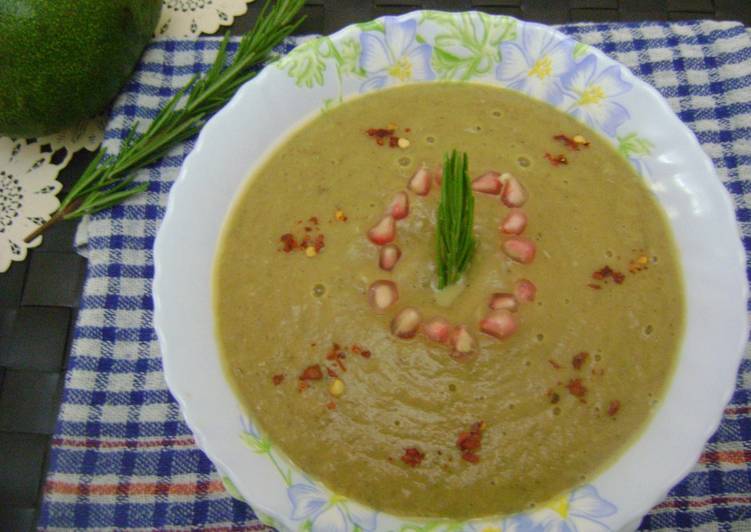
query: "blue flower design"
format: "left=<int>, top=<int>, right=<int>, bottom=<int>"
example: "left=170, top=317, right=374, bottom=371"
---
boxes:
left=359, top=17, right=435, bottom=91
left=529, top=485, right=617, bottom=532
left=288, top=481, right=378, bottom=532
left=496, top=24, right=575, bottom=106
left=240, top=415, right=260, bottom=438
left=560, top=54, right=632, bottom=137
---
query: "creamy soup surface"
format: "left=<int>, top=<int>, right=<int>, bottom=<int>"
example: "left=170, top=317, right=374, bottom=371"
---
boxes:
left=214, top=83, right=684, bottom=519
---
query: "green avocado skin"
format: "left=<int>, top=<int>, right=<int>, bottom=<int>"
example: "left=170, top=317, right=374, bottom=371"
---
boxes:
left=0, top=0, right=161, bottom=137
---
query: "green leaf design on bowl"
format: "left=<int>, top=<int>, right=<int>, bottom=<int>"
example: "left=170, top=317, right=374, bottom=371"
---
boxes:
left=426, top=12, right=516, bottom=80
left=618, top=132, right=655, bottom=157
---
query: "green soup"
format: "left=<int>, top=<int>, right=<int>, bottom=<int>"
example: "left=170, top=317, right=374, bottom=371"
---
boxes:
left=214, top=83, right=684, bottom=519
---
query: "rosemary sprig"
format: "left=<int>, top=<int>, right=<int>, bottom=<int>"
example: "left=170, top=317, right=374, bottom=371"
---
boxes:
left=25, top=0, right=305, bottom=243
left=435, top=150, right=476, bottom=289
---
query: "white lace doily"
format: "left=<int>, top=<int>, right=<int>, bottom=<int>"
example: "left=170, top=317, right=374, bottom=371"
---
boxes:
left=157, top=0, right=255, bottom=38
left=40, top=116, right=106, bottom=155
left=0, top=118, right=105, bottom=273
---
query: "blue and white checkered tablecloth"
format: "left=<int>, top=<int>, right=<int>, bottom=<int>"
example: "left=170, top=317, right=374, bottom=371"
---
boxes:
left=40, top=20, right=751, bottom=531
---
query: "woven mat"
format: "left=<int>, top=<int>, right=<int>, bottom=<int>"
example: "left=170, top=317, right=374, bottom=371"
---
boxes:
left=40, top=21, right=751, bottom=531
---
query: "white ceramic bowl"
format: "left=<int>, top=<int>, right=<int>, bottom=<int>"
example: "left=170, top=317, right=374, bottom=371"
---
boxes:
left=153, top=11, right=748, bottom=532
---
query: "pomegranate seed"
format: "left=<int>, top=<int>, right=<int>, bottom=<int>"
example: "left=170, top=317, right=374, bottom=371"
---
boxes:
left=514, top=279, right=537, bottom=302
left=367, top=215, right=396, bottom=245
left=502, top=237, right=536, bottom=264
left=488, top=293, right=518, bottom=312
left=422, top=317, right=453, bottom=345
left=368, top=280, right=398, bottom=312
left=433, top=165, right=443, bottom=186
left=391, top=307, right=422, bottom=339
left=408, top=165, right=431, bottom=196
left=388, top=191, right=410, bottom=220
left=480, top=309, right=518, bottom=340
left=379, top=244, right=402, bottom=271
left=472, top=171, right=502, bottom=194
left=450, top=325, right=476, bottom=361
left=501, top=174, right=528, bottom=207
left=500, top=209, right=528, bottom=235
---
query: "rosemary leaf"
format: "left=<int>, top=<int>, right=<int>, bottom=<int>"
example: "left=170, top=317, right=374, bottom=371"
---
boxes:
left=435, top=150, right=476, bottom=289
left=26, top=0, right=305, bottom=243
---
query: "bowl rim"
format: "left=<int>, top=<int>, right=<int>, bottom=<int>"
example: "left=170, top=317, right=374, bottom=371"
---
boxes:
left=154, top=10, right=749, bottom=531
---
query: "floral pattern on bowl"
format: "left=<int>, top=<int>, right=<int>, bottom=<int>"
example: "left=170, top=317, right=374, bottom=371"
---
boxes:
left=275, top=13, right=652, bottom=177
left=155, top=9, right=748, bottom=532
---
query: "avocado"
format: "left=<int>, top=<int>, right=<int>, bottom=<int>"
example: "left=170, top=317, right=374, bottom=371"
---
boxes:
left=0, top=0, right=161, bottom=137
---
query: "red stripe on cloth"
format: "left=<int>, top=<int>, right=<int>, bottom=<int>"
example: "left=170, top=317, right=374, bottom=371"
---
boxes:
left=724, top=405, right=751, bottom=415
left=700, top=450, right=751, bottom=464
left=655, top=496, right=751, bottom=509
left=45, top=479, right=226, bottom=496
left=51, top=437, right=197, bottom=449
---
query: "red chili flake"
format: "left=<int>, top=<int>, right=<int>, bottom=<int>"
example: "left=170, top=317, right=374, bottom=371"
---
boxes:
left=313, top=234, right=325, bottom=252
left=462, top=451, right=480, bottom=463
left=325, top=344, right=341, bottom=359
left=326, top=344, right=348, bottom=372
left=607, top=400, right=621, bottom=417
left=405, top=127, right=411, bottom=132
left=545, top=152, right=568, bottom=166
left=300, top=364, right=323, bottom=381
left=366, top=127, right=395, bottom=138
left=548, top=359, right=562, bottom=370
left=554, top=134, right=580, bottom=151
left=457, top=431, right=482, bottom=451
left=297, top=381, right=309, bottom=392
left=593, top=265, right=625, bottom=285
left=588, top=283, right=602, bottom=290
left=326, top=401, right=337, bottom=410
left=280, top=233, right=297, bottom=252
left=456, top=421, right=485, bottom=463
left=326, top=367, right=338, bottom=379
left=401, top=447, right=425, bottom=467
left=592, top=266, right=612, bottom=280
left=351, top=344, right=372, bottom=358
left=365, top=127, right=406, bottom=149
left=272, top=374, right=285, bottom=385
left=566, top=378, right=588, bottom=401
left=572, top=352, right=589, bottom=370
